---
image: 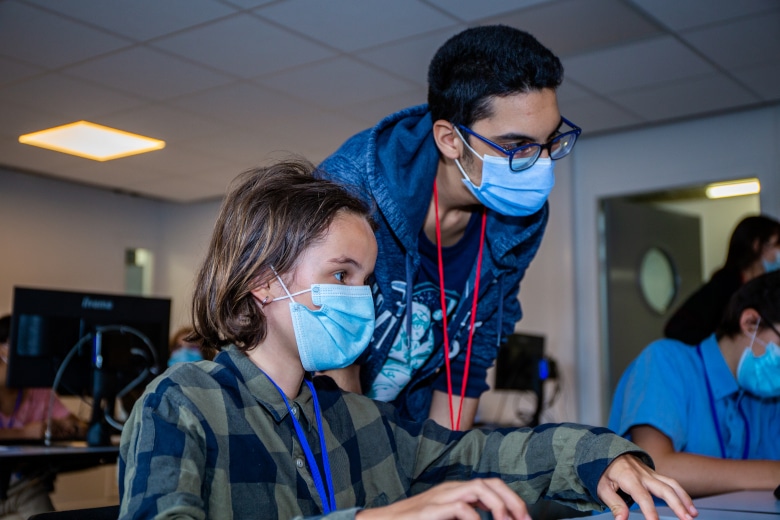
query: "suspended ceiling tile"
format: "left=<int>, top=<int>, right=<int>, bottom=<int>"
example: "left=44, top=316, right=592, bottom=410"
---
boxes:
left=563, top=36, right=714, bottom=94
left=255, top=0, right=458, bottom=52
left=170, top=82, right=320, bottom=131
left=0, top=1, right=130, bottom=69
left=220, top=0, right=276, bottom=9
left=151, top=14, right=335, bottom=79
left=556, top=81, right=595, bottom=104
left=64, top=46, right=234, bottom=101
left=0, top=134, right=100, bottom=175
left=560, top=95, right=645, bottom=135
left=122, top=174, right=231, bottom=203
left=0, top=55, right=44, bottom=87
left=24, top=0, right=238, bottom=41
left=258, top=107, right=369, bottom=158
left=97, top=104, right=235, bottom=145
left=480, top=0, right=662, bottom=57
left=0, top=73, right=145, bottom=121
left=425, top=0, right=552, bottom=22
left=339, top=88, right=428, bottom=127
left=53, top=160, right=170, bottom=196
left=355, top=27, right=463, bottom=86
left=734, top=63, right=780, bottom=102
left=0, top=99, right=63, bottom=137
left=628, top=0, right=779, bottom=31
left=177, top=128, right=291, bottom=164
left=609, top=73, right=761, bottom=121
left=682, top=11, right=780, bottom=70
left=256, top=57, right=417, bottom=109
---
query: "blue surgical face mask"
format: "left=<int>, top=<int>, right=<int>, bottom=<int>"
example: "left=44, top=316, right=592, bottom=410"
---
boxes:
left=762, top=250, right=780, bottom=274
left=737, top=319, right=780, bottom=398
left=454, top=128, right=554, bottom=216
left=274, top=274, right=375, bottom=372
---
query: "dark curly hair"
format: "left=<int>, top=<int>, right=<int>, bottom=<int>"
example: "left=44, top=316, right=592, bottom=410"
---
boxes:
left=717, top=270, right=780, bottom=339
left=428, top=25, right=563, bottom=127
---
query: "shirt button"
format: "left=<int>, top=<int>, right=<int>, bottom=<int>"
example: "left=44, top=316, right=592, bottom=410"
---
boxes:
left=295, top=458, right=304, bottom=468
left=291, top=407, right=298, bottom=417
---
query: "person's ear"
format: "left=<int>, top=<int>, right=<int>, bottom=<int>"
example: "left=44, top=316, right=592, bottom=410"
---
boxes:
left=739, top=308, right=762, bottom=337
left=250, top=280, right=273, bottom=308
left=432, top=119, right=462, bottom=160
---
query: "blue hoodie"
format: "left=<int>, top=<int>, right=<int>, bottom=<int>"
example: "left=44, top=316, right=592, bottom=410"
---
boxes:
left=320, top=104, right=548, bottom=422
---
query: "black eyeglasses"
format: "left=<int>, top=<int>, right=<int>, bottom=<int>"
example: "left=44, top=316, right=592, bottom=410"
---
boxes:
left=457, top=117, right=582, bottom=172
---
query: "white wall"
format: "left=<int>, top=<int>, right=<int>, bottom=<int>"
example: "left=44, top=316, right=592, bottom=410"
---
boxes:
left=655, top=194, right=761, bottom=281
left=0, top=168, right=167, bottom=313
left=157, top=200, right=221, bottom=331
left=573, top=105, right=780, bottom=426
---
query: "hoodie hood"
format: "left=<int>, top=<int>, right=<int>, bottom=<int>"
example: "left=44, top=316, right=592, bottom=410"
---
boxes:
left=367, top=104, right=438, bottom=253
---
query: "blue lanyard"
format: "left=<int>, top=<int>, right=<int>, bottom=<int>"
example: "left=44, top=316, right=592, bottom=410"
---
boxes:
left=696, top=344, right=750, bottom=460
left=0, top=390, right=23, bottom=429
left=266, top=376, right=336, bottom=514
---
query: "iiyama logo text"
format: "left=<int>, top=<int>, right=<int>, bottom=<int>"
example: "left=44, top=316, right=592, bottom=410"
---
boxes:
left=82, top=297, right=114, bottom=311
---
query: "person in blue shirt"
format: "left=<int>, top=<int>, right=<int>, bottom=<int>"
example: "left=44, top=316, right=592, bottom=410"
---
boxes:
left=319, top=25, right=581, bottom=430
left=609, top=270, right=780, bottom=497
left=664, top=215, right=780, bottom=345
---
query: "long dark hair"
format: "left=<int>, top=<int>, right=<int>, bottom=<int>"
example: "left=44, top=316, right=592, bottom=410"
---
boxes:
left=723, top=215, right=780, bottom=273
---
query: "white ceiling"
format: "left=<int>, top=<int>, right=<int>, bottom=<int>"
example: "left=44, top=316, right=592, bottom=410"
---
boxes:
left=1, top=0, right=779, bottom=203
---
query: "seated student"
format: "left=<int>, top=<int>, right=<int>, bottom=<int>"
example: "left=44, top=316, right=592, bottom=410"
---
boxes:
left=610, top=271, right=780, bottom=498
left=0, top=315, right=87, bottom=519
left=665, top=215, right=780, bottom=345
left=167, top=326, right=215, bottom=365
left=118, top=159, right=697, bottom=520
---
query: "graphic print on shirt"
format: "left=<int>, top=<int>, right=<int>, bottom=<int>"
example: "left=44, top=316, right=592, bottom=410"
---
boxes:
left=368, top=279, right=462, bottom=401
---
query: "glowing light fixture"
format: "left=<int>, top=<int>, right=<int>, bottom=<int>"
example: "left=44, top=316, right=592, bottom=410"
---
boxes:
left=705, top=179, right=760, bottom=199
left=19, top=121, right=165, bottom=161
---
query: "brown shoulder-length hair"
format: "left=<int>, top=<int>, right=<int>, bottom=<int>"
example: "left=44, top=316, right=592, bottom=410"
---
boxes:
left=190, top=158, right=372, bottom=353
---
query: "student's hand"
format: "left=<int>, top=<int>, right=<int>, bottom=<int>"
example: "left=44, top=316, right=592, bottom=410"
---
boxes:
left=597, top=454, right=698, bottom=520
left=355, top=478, right=531, bottom=520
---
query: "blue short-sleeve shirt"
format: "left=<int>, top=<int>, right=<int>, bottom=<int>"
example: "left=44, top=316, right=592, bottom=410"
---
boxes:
left=608, top=334, right=780, bottom=460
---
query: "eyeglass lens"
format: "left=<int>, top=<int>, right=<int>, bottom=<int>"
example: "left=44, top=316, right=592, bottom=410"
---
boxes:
left=509, top=130, right=579, bottom=171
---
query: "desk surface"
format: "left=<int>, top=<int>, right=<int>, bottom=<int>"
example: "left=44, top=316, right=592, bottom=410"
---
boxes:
left=694, top=490, right=780, bottom=515
left=0, top=442, right=119, bottom=459
left=585, top=506, right=779, bottom=519
left=0, top=442, right=119, bottom=500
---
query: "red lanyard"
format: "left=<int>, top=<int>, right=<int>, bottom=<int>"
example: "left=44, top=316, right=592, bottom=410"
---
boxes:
left=433, top=180, right=487, bottom=430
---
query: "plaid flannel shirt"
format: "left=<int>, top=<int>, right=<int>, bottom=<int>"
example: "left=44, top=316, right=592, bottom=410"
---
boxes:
left=119, top=345, right=649, bottom=519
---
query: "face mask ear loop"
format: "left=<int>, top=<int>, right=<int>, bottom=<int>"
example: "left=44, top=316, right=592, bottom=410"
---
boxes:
left=748, top=315, right=761, bottom=355
left=270, top=265, right=296, bottom=302
left=454, top=127, right=482, bottom=160
left=453, top=127, right=481, bottom=187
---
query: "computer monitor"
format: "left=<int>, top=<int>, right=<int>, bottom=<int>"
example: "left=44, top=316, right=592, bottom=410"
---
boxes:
left=494, top=333, right=547, bottom=392
left=6, top=287, right=171, bottom=445
left=494, top=333, right=558, bottom=427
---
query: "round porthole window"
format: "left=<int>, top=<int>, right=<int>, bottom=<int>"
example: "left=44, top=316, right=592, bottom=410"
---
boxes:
left=638, top=247, right=678, bottom=315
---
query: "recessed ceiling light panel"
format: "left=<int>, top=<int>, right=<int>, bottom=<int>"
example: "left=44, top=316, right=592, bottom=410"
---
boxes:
left=19, top=121, right=165, bottom=161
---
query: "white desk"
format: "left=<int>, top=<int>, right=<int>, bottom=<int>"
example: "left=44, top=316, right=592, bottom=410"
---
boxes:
left=584, top=506, right=779, bottom=519
left=694, top=490, right=780, bottom=515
